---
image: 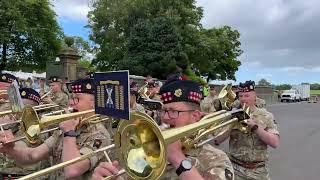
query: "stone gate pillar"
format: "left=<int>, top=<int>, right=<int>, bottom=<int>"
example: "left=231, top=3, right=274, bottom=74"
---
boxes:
left=58, top=44, right=81, bottom=81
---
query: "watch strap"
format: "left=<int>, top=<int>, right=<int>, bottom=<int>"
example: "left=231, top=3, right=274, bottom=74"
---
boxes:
left=64, top=130, right=79, bottom=137
left=176, top=159, right=192, bottom=176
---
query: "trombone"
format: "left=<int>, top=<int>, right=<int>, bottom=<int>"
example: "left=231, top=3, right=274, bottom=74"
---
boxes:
left=0, top=103, right=59, bottom=117
left=18, top=107, right=250, bottom=180
left=40, top=89, right=52, bottom=100
left=2, top=106, right=109, bottom=145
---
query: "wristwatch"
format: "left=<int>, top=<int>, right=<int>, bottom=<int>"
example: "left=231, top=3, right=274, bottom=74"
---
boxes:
left=64, top=130, right=80, bottom=137
left=251, top=124, right=259, bottom=132
left=176, top=159, right=192, bottom=176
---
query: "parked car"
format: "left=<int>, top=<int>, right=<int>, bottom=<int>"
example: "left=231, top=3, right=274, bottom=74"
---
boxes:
left=281, top=89, right=301, bottom=102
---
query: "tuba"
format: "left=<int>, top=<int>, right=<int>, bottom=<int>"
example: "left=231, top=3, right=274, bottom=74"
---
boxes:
left=18, top=107, right=250, bottom=180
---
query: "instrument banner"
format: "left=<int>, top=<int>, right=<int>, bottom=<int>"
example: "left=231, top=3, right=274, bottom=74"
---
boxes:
left=94, top=71, right=130, bottom=120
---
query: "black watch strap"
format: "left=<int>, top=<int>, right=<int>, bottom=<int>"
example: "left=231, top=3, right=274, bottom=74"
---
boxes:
left=176, top=159, right=192, bottom=176
left=64, top=130, right=79, bottom=137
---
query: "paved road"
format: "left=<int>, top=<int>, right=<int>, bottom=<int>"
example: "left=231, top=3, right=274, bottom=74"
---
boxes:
left=269, top=102, right=320, bottom=180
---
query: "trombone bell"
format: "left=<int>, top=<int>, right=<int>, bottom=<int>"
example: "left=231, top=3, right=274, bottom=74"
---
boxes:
left=115, top=112, right=166, bottom=179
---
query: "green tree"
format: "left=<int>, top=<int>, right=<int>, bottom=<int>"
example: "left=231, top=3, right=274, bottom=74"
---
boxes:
left=258, top=78, right=271, bottom=86
left=119, top=17, right=185, bottom=79
left=275, top=84, right=292, bottom=90
left=88, top=0, right=242, bottom=80
left=0, top=0, right=62, bottom=71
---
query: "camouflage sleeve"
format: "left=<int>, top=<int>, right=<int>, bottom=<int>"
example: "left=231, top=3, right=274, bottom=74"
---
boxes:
left=257, top=110, right=280, bottom=135
left=265, top=112, right=280, bottom=135
left=43, top=130, right=61, bottom=155
left=79, top=124, right=112, bottom=171
left=200, top=98, right=211, bottom=112
left=55, top=93, right=69, bottom=107
left=197, top=145, right=234, bottom=180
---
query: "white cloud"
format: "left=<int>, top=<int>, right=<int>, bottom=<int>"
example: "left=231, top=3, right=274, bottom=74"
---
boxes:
left=52, top=0, right=90, bottom=21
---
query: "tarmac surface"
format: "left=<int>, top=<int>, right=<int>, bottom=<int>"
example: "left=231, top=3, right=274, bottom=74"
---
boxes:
left=269, top=102, right=320, bottom=180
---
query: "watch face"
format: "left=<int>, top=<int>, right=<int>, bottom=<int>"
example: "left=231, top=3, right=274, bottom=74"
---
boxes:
left=182, top=159, right=192, bottom=169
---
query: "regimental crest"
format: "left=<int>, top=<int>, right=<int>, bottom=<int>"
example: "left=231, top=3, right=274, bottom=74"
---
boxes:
left=21, top=91, right=26, bottom=97
left=86, top=83, right=92, bottom=90
left=174, top=89, right=182, bottom=97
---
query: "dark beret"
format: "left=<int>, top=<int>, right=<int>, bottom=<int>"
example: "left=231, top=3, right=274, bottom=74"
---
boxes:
left=19, top=88, right=41, bottom=104
left=159, top=80, right=202, bottom=104
left=238, top=80, right=255, bottom=92
left=68, top=78, right=94, bottom=94
left=0, top=73, right=17, bottom=83
left=49, top=76, right=62, bottom=83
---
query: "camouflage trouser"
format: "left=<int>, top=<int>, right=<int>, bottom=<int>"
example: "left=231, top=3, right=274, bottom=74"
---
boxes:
left=232, top=162, right=270, bottom=180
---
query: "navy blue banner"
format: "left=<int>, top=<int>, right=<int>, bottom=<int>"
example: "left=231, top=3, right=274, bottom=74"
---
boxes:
left=94, top=71, right=130, bottom=120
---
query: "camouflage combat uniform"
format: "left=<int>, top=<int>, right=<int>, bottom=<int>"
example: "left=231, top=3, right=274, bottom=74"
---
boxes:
left=161, top=144, right=234, bottom=180
left=43, top=91, right=69, bottom=108
left=0, top=130, right=49, bottom=176
left=0, top=103, right=50, bottom=176
left=131, top=103, right=145, bottom=113
left=229, top=107, right=279, bottom=180
left=255, top=97, right=266, bottom=109
left=200, top=95, right=218, bottom=113
left=44, top=122, right=111, bottom=180
left=0, top=102, right=10, bottom=111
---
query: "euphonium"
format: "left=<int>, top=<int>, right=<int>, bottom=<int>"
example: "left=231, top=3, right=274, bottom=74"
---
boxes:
left=138, top=83, right=151, bottom=100
left=214, top=84, right=237, bottom=111
left=18, top=108, right=250, bottom=180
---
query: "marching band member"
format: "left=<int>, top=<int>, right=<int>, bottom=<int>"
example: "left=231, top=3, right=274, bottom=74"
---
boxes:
left=92, top=79, right=234, bottom=180
left=42, top=76, right=69, bottom=108
left=0, top=78, right=112, bottom=179
left=215, top=81, right=279, bottom=180
left=0, top=88, right=51, bottom=179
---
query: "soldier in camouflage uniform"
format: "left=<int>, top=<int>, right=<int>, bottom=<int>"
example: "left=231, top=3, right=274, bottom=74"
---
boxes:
left=200, top=84, right=218, bottom=113
left=216, top=81, right=280, bottom=180
left=92, top=79, right=234, bottom=180
left=0, top=88, right=51, bottom=178
left=42, top=76, right=69, bottom=108
left=255, top=97, right=266, bottom=108
left=0, top=78, right=112, bottom=179
left=147, top=80, right=162, bottom=101
left=130, top=81, right=145, bottom=113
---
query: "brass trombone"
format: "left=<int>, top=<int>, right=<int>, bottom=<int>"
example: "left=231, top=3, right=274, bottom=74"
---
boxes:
left=2, top=106, right=109, bottom=145
left=40, top=89, right=52, bottom=100
left=18, top=107, right=250, bottom=180
left=0, top=103, right=59, bottom=117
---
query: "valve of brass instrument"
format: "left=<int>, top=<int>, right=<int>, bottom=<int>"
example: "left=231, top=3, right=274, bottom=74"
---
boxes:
left=214, top=84, right=237, bottom=111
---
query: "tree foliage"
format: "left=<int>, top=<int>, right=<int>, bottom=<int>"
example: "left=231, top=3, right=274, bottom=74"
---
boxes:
left=88, top=0, right=242, bottom=80
left=275, top=84, right=292, bottom=90
left=0, top=0, right=62, bottom=71
left=258, top=78, right=271, bottom=86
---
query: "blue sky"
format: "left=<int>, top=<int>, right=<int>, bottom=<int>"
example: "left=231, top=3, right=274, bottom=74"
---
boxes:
left=53, top=0, right=320, bottom=85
